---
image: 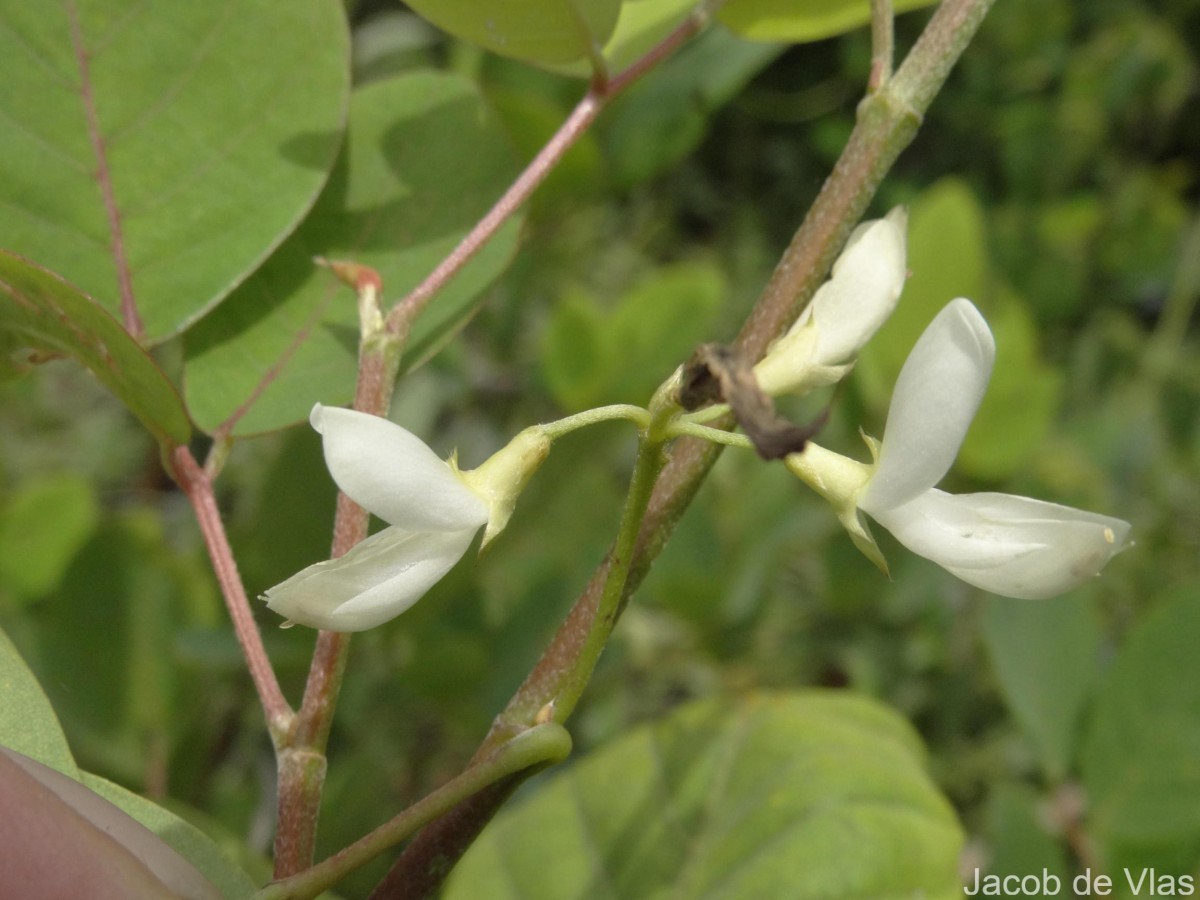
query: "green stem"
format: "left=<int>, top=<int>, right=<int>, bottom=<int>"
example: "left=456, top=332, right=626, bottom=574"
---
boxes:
left=255, top=724, right=572, bottom=900
left=868, top=0, right=894, bottom=90
left=538, top=404, right=651, bottom=440
left=680, top=403, right=731, bottom=426
left=548, top=428, right=670, bottom=723
left=665, top=420, right=755, bottom=449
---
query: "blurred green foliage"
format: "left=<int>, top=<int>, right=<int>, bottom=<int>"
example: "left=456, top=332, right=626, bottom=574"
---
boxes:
left=1, top=0, right=1198, bottom=896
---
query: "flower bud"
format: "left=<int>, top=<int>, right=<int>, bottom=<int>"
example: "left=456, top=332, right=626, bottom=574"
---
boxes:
left=755, top=207, right=907, bottom=396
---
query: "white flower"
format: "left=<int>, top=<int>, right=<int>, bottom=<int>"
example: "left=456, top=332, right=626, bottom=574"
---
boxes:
left=263, top=405, right=490, bottom=632
left=789, top=299, right=1130, bottom=599
left=754, top=207, right=908, bottom=397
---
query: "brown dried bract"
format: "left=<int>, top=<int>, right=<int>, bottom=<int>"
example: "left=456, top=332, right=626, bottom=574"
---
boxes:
left=679, top=343, right=828, bottom=460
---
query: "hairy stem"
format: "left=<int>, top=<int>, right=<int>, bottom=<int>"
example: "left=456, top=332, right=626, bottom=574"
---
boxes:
left=869, top=0, right=895, bottom=90
left=273, top=290, right=406, bottom=877
left=169, top=447, right=291, bottom=738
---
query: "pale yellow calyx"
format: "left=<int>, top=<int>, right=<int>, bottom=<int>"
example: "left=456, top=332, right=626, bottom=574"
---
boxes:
left=784, top=441, right=872, bottom=505
left=459, top=426, right=552, bottom=548
left=753, top=321, right=819, bottom=397
left=785, top=441, right=888, bottom=575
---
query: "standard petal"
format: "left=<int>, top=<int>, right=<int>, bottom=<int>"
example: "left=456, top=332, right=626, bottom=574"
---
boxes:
left=867, top=489, right=1131, bottom=599
left=311, top=405, right=488, bottom=531
left=808, top=206, right=908, bottom=364
left=860, top=299, right=995, bottom=513
left=262, top=524, right=479, bottom=631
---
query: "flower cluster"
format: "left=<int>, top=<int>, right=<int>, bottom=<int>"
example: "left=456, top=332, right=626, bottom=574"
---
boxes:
left=263, top=209, right=1129, bottom=632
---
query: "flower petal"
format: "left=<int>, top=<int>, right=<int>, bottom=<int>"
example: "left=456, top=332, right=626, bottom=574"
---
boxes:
left=262, top=524, right=478, bottom=631
left=867, top=489, right=1131, bottom=599
left=860, top=299, right=995, bottom=513
left=311, top=405, right=488, bottom=531
left=754, top=210, right=907, bottom=397
left=807, top=206, right=908, bottom=364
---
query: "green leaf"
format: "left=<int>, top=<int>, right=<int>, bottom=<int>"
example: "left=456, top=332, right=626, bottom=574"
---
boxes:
left=601, top=26, right=784, bottom=186
left=0, top=473, right=98, bottom=602
left=594, top=0, right=701, bottom=73
left=540, top=261, right=727, bottom=411
left=0, top=623, right=79, bottom=778
left=1081, top=588, right=1200, bottom=876
left=81, top=772, right=256, bottom=900
left=982, top=785, right=1071, bottom=883
left=444, top=691, right=964, bottom=899
left=539, top=292, right=610, bottom=412
left=719, top=0, right=940, bottom=43
left=0, top=252, right=191, bottom=446
left=982, top=594, right=1101, bottom=781
left=183, top=71, right=523, bottom=436
left=0, top=0, right=350, bottom=343
left=404, top=0, right=621, bottom=66
left=541, top=0, right=703, bottom=78
left=28, top=511, right=182, bottom=785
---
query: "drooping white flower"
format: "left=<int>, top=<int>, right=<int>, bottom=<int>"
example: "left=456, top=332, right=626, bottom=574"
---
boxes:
left=754, top=207, right=908, bottom=397
left=788, top=299, right=1130, bottom=599
left=262, top=405, right=499, bottom=632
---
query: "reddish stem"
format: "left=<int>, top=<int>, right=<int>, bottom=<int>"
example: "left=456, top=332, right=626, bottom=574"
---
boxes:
left=273, top=297, right=402, bottom=878
left=170, top=446, right=291, bottom=734
left=67, top=0, right=142, bottom=339
left=384, top=5, right=714, bottom=337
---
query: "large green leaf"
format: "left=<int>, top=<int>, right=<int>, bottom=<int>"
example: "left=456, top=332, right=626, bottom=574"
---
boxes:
left=1081, top=589, right=1200, bottom=878
left=82, top=773, right=256, bottom=900
left=404, top=0, right=621, bottom=66
left=444, top=692, right=963, bottom=899
left=0, top=252, right=191, bottom=446
left=183, top=71, right=523, bottom=436
left=0, top=624, right=78, bottom=778
left=982, top=594, right=1101, bottom=781
left=720, top=0, right=939, bottom=43
left=0, top=0, right=350, bottom=342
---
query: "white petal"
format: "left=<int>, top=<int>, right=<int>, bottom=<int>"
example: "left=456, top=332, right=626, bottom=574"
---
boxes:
left=263, top=525, right=478, bottom=631
left=311, top=405, right=488, bottom=531
left=868, top=489, right=1131, bottom=599
left=860, top=299, right=995, bottom=513
left=807, top=207, right=908, bottom=364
